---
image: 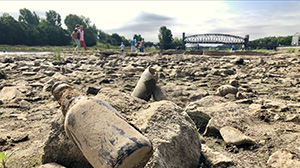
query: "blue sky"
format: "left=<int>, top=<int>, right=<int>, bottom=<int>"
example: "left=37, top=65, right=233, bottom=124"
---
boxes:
left=1, top=1, right=300, bottom=42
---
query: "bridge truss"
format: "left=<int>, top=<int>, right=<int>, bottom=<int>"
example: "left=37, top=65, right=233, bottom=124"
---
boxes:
left=182, top=33, right=249, bottom=49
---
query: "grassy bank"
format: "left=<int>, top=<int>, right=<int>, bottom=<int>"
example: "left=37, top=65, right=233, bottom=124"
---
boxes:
left=0, top=43, right=287, bottom=53
left=0, top=42, right=157, bottom=53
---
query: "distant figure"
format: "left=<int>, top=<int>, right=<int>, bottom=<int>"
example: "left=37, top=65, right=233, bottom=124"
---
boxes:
left=3, top=48, right=6, bottom=53
left=72, top=24, right=81, bottom=51
left=139, top=38, right=145, bottom=52
left=231, top=45, right=235, bottom=51
left=129, top=38, right=136, bottom=52
left=196, top=42, right=200, bottom=50
left=242, top=44, right=245, bottom=51
left=79, top=25, right=87, bottom=51
left=120, top=42, right=125, bottom=52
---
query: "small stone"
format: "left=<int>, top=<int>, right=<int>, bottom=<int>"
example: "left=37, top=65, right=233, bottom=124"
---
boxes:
left=0, top=136, right=7, bottom=145
left=30, top=82, right=44, bottom=88
left=86, top=86, right=101, bottom=95
left=216, top=85, right=238, bottom=97
left=220, top=126, right=256, bottom=146
left=37, top=162, right=66, bottom=168
left=229, top=80, right=239, bottom=87
left=0, top=70, right=7, bottom=79
left=236, top=92, right=247, bottom=100
left=267, top=149, right=300, bottom=168
left=3, top=57, right=14, bottom=63
left=19, top=100, right=32, bottom=109
left=285, top=114, right=300, bottom=124
left=22, top=72, right=37, bottom=76
left=43, top=71, right=55, bottom=76
left=234, top=57, right=244, bottom=65
left=235, top=99, right=253, bottom=104
left=11, top=133, right=29, bottom=143
left=273, top=114, right=282, bottom=121
left=0, top=87, right=24, bottom=102
left=201, top=144, right=233, bottom=167
left=223, top=69, right=235, bottom=76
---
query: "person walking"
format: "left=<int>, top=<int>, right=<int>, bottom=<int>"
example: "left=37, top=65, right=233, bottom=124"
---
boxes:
left=79, top=25, right=87, bottom=51
left=139, top=38, right=145, bottom=52
left=196, top=42, right=200, bottom=50
left=129, top=38, right=136, bottom=52
left=72, top=24, right=81, bottom=51
left=231, top=45, right=235, bottom=51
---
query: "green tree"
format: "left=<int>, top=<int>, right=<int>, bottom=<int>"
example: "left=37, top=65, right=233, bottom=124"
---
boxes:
left=84, top=24, right=97, bottom=46
left=249, top=36, right=292, bottom=50
left=111, top=33, right=122, bottom=46
left=19, top=21, right=42, bottom=46
left=18, top=8, right=39, bottom=26
left=46, top=10, right=61, bottom=27
left=173, top=37, right=182, bottom=48
left=0, top=13, right=23, bottom=45
left=158, top=26, right=174, bottom=49
left=18, top=8, right=42, bottom=46
left=38, top=19, right=71, bottom=46
left=277, top=36, right=292, bottom=46
left=121, top=36, right=130, bottom=46
left=64, top=14, right=82, bottom=33
left=133, top=34, right=142, bottom=41
left=144, top=41, right=154, bottom=48
left=98, top=29, right=109, bottom=43
left=64, top=14, right=97, bottom=46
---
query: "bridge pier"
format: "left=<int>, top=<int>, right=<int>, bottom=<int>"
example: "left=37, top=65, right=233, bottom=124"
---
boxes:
left=244, top=35, right=249, bottom=50
left=182, top=32, right=186, bottom=50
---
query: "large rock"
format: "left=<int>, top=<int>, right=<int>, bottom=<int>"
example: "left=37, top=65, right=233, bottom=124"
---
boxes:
left=132, top=100, right=202, bottom=168
left=267, top=149, right=300, bottom=168
left=184, top=102, right=211, bottom=133
left=0, top=87, right=25, bottom=102
left=95, top=87, right=147, bottom=116
left=42, top=113, right=93, bottom=168
left=43, top=88, right=202, bottom=168
left=184, top=96, right=249, bottom=138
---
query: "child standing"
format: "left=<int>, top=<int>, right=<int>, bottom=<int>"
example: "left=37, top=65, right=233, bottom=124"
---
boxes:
left=120, top=42, right=125, bottom=52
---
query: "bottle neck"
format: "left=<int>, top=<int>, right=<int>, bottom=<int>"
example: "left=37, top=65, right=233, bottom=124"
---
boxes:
left=52, top=82, right=81, bottom=116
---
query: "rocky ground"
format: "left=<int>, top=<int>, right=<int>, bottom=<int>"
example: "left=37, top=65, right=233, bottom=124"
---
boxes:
left=1, top=50, right=300, bottom=168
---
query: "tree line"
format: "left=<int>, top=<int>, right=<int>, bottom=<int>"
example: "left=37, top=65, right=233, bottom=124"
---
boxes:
left=249, top=36, right=292, bottom=50
left=0, top=8, right=157, bottom=47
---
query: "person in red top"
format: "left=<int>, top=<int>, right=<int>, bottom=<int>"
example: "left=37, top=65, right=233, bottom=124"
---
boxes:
left=79, top=25, right=87, bottom=51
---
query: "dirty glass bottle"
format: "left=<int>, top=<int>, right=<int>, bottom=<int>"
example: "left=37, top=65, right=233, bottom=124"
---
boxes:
left=132, top=66, right=158, bottom=101
left=51, top=82, right=153, bottom=168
